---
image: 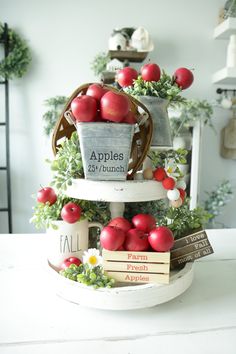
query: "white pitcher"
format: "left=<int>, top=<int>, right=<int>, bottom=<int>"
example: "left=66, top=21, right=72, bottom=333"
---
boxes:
left=46, top=219, right=102, bottom=268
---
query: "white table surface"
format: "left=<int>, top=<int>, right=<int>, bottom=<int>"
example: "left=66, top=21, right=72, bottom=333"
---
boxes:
left=0, top=229, right=236, bottom=354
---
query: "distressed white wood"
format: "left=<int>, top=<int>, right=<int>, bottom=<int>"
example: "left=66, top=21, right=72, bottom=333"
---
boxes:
left=47, top=261, right=194, bottom=310
left=214, top=17, right=236, bottom=39
left=0, top=231, right=236, bottom=354
left=65, top=178, right=167, bottom=202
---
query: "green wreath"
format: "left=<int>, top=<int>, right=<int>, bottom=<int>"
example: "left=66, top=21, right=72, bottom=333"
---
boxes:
left=0, top=23, right=31, bottom=80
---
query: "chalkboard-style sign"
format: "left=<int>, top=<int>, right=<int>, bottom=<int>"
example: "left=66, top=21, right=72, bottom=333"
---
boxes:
left=171, top=230, right=214, bottom=268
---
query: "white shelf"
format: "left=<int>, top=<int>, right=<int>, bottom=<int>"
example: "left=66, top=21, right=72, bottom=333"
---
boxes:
left=65, top=178, right=167, bottom=203
left=214, top=17, right=236, bottom=39
left=212, top=66, right=236, bottom=84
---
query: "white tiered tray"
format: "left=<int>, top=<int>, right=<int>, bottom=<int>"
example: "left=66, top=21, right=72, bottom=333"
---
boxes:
left=48, top=262, right=194, bottom=310
left=66, top=178, right=167, bottom=202
left=61, top=178, right=193, bottom=310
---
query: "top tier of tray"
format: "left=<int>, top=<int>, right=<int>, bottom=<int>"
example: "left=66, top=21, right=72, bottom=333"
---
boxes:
left=65, top=178, right=166, bottom=203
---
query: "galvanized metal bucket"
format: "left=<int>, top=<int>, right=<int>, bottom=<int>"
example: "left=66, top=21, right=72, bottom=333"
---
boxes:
left=138, top=96, right=173, bottom=148
left=76, top=122, right=135, bottom=181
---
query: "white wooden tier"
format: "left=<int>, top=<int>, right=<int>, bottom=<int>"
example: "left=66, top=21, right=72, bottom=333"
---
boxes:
left=66, top=179, right=167, bottom=202
left=48, top=262, right=194, bottom=310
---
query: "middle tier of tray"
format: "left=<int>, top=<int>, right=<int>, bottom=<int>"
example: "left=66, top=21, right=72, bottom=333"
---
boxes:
left=65, top=179, right=167, bottom=202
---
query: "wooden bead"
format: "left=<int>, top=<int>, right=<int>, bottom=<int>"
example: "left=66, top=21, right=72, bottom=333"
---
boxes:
left=143, top=168, right=153, bottom=180
left=170, top=197, right=183, bottom=208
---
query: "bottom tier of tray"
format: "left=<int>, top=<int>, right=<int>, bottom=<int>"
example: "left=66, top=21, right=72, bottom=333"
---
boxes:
left=48, top=262, right=194, bottom=310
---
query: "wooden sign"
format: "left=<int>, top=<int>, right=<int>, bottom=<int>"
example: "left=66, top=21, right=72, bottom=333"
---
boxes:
left=102, top=250, right=170, bottom=284
left=171, top=230, right=214, bottom=268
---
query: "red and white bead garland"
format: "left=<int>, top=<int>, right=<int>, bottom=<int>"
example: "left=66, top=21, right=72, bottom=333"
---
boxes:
left=143, top=166, right=187, bottom=208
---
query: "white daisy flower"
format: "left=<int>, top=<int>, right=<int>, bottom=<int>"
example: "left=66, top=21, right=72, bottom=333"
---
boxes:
left=165, top=158, right=179, bottom=178
left=82, top=248, right=103, bottom=268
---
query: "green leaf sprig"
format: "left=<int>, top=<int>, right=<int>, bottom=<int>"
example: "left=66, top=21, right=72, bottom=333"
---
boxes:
left=170, top=99, right=215, bottom=138
left=124, top=72, right=185, bottom=104
left=30, top=193, right=110, bottom=230
left=60, top=263, right=115, bottom=289
left=49, top=131, right=84, bottom=191
left=157, top=202, right=211, bottom=239
left=204, top=180, right=234, bottom=219
left=148, top=148, right=188, bottom=169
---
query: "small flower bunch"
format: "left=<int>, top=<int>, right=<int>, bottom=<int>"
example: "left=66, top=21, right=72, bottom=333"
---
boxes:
left=60, top=249, right=115, bottom=289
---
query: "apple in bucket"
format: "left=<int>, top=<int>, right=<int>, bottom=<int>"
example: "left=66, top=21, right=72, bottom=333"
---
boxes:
left=100, top=91, right=130, bottom=122
left=86, top=83, right=106, bottom=102
left=174, top=67, right=194, bottom=90
left=117, top=67, right=138, bottom=87
left=71, top=95, right=97, bottom=122
left=141, top=63, right=161, bottom=82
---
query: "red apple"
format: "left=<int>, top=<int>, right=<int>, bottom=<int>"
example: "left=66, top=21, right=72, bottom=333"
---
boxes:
left=108, top=217, right=132, bottom=233
left=132, top=214, right=156, bottom=233
left=148, top=226, right=174, bottom=252
left=174, top=67, right=194, bottom=90
left=61, top=256, right=82, bottom=269
left=86, top=83, right=106, bottom=102
left=117, top=67, right=138, bottom=87
left=71, top=95, right=97, bottom=122
left=100, top=226, right=126, bottom=251
left=123, top=111, right=137, bottom=124
left=100, top=91, right=130, bottom=122
left=141, top=63, right=161, bottom=82
left=124, top=228, right=149, bottom=251
left=61, top=202, right=82, bottom=224
left=37, top=187, right=57, bottom=205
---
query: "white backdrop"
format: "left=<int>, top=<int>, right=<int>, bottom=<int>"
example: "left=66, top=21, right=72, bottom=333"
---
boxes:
left=0, top=0, right=235, bottom=232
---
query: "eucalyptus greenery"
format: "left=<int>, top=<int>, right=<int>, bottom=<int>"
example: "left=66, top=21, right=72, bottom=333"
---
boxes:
left=157, top=202, right=211, bottom=239
left=49, top=131, right=84, bottom=190
left=30, top=193, right=110, bottom=230
left=90, top=52, right=110, bottom=77
left=204, top=180, right=234, bottom=220
left=148, top=148, right=188, bottom=168
left=42, top=96, right=67, bottom=136
left=170, top=99, right=214, bottom=137
left=60, top=263, right=115, bottom=289
left=124, top=72, right=185, bottom=104
left=0, top=22, right=31, bottom=80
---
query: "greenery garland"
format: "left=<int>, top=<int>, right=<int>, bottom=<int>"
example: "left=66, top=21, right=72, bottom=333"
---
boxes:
left=0, top=22, right=31, bottom=80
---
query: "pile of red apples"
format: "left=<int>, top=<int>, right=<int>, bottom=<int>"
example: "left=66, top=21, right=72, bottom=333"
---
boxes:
left=100, top=215, right=174, bottom=253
